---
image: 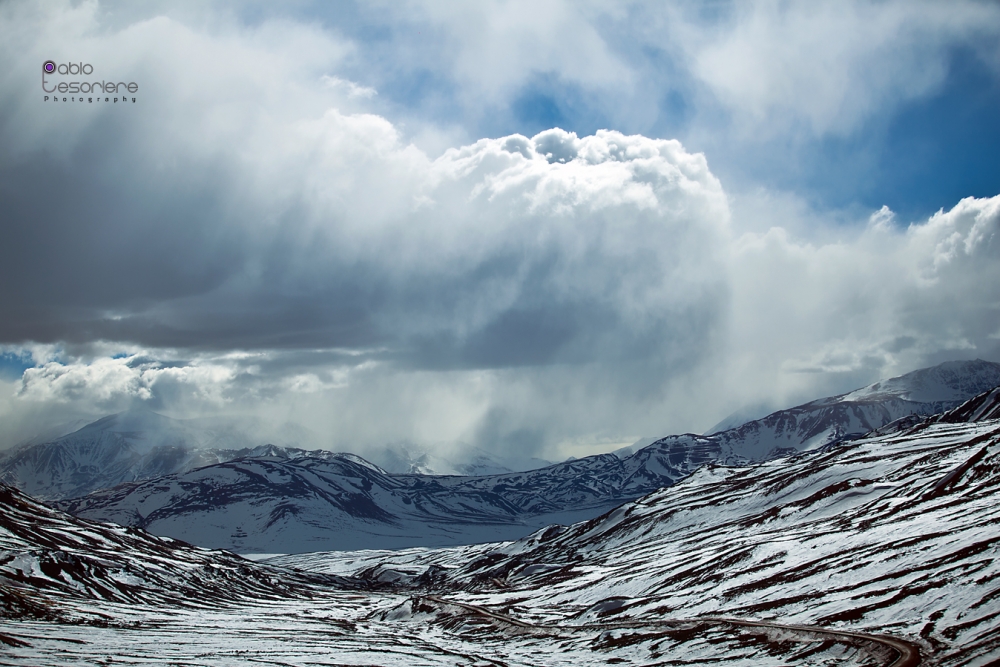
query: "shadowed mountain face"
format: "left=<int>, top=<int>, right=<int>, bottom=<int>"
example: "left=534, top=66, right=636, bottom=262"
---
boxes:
left=52, top=361, right=1000, bottom=554
left=55, top=439, right=721, bottom=553
left=933, top=385, right=1000, bottom=423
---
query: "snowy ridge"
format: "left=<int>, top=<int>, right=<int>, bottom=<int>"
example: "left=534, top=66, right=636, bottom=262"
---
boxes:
left=5, top=359, right=997, bottom=505
left=55, top=438, right=717, bottom=553
left=0, top=482, right=357, bottom=622
left=837, top=359, right=1000, bottom=404
left=933, top=385, right=1000, bottom=424
left=0, top=413, right=548, bottom=501
left=0, top=410, right=315, bottom=501
left=706, top=359, right=1000, bottom=460
left=49, top=359, right=1000, bottom=553
left=274, top=409, right=1000, bottom=665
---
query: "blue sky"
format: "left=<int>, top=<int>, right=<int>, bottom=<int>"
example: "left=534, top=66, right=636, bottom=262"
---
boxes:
left=269, top=0, right=1000, bottom=222
left=1, top=0, right=999, bottom=458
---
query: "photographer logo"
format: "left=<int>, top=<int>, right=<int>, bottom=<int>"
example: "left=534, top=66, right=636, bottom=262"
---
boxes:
left=42, top=60, right=138, bottom=104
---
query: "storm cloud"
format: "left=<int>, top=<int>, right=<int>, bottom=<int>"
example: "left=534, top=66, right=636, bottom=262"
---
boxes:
left=1, top=1, right=999, bottom=459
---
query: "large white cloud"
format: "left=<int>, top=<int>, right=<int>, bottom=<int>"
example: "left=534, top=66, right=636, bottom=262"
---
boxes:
left=716, top=195, right=1000, bottom=412
left=1, top=1, right=998, bottom=458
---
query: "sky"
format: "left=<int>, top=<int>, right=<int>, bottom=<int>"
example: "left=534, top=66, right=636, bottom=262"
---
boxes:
left=1, top=0, right=999, bottom=460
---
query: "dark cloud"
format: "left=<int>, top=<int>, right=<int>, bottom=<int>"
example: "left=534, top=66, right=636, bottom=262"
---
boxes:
left=1, top=2, right=999, bottom=460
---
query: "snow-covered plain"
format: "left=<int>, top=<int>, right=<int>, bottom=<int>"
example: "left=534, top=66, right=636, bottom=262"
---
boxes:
left=3, top=389, right=1000, bottom=665
left=3, top=603, right=905, bottom=666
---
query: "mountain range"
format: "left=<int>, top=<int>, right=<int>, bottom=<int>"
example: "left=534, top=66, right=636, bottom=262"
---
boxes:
left=54, top=436, right=719, bottom=552
left=34, top=358, right=1000, bottom=553
left=269, top=382, right=1000, bottom=665
left=4, top=376, right=999, bottom=665
left=0, top=411, right=552, bottom=502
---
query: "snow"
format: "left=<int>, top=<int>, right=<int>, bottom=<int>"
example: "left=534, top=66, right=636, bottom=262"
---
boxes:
left=3, top=372, right=1000, bottom=665
left=262, top=415, right=1000, bottom=665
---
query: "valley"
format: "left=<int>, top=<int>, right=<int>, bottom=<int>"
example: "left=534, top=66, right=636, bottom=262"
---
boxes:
left=3, top=380, right=1000, bottom=665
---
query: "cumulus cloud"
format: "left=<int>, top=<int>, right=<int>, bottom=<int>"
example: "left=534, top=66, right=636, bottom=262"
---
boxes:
left=0, top=2, right=733, bottom=454
left=717, top=194, right=1000, bottom=412
left=1, top=1, right=998, bottom=459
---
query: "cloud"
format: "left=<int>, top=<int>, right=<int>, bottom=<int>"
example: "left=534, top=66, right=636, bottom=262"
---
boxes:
left=318, top=1, right=1000, bottom=141
left=0, top=0, right=732, bottom=365
left=1, top=2, right=999, bottom=459
left=286, top=0, right=1000, bottom=227
left=322, top=75, right=377, bottom=99
left=0, top=2, right=733, bottom=455
left=680, top=0, right=1000, bottom=137
left=718, top=193, right=1000, bottom=410
left=407, top=0, right=631, bottom=101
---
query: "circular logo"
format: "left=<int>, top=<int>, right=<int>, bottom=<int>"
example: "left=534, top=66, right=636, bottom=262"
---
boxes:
left=43, top=60, right=56, bottom=74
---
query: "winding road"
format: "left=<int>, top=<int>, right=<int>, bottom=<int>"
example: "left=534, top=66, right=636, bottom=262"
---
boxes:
left=424, top=595, right=922, bottom=666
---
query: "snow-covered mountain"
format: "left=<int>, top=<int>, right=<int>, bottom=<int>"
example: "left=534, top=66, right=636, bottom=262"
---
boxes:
left=8, top=360, right=998, bottom=505
left=0, top=410, right=214, bottom=501
left=707, top=358, right=1000, bottom=460
left=362, top=441, right=553, bottom=476
left=56, top=437, right=718, bottom=553
left=49, top=359, right=1000, bottom=553
left=0, top=409, right=325, bottom=501
left=5, top=388, right=1000, bottom=665
left=0, top=410, right=555, bottom=501
left=0, top=480, right=358, bottom=623
left=271, top=386, right=1000, bottom=665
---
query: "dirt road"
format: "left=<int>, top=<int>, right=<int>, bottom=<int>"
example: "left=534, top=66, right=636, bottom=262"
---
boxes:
left=424, top=595, right=922, bottom=666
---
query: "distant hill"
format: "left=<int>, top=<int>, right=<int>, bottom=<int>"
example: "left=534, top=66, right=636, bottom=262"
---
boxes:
left=0, top=411, right=552, bottom=501
left=707, top=358, right=1000, bottom=460
left=0, top=409, right=311, bottom=501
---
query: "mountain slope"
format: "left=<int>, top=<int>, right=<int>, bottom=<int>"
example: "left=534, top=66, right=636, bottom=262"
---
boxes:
left=276, top=391, right=1000, bottom=665
left=934, top=385, right=1000, bottom=424
left=2, top=472, right=920, bottom=666
left=5, top=389, right=1000, bottom=665
left=0, top=410, right=260, bottom=501
left=0, top=411, right=554, bottom=501
left=7, top=360, right=998, bottom=501
left=0, top=481, right=357, bottom=623
left=707, top=358, right=1000, bottom=460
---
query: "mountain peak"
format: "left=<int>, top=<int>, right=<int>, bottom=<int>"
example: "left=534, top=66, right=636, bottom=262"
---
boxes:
left=838, top=358, right=1000, bottom=404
